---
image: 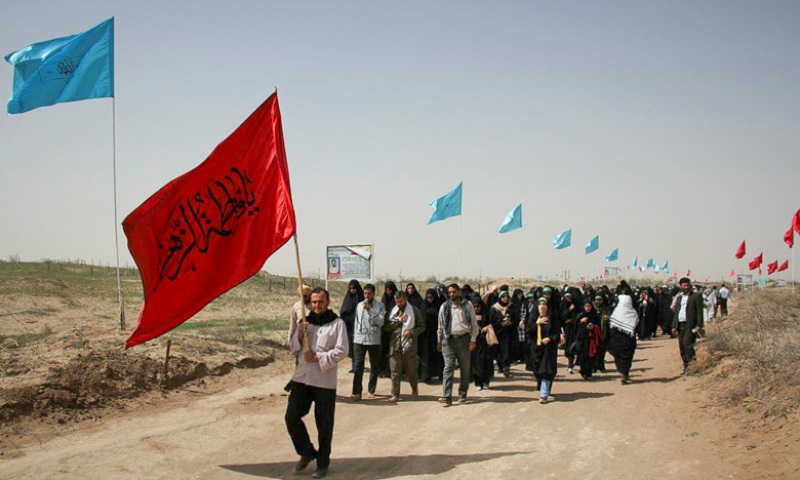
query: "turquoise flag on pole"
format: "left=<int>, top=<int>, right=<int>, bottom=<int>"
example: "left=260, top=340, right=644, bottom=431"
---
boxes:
left=661, top=260, right=669, bottom=273
left=605, top=248, right=619, bottom=262
left=498, top=203, right=522, bottom=234
left=553, top=229, right=571, bottom=249
left=645, top=258, right=655, bottom=270
left=5, top=18, right=114, bottom=114
left=629, top=256, right=638, bottom=269
left=427, top=182, right=462, bottom=224
left=585, top=235, right=599, bottom=254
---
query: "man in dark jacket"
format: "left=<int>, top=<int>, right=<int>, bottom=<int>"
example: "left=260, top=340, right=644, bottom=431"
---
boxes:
left=671, top=277, right=704, bottom=375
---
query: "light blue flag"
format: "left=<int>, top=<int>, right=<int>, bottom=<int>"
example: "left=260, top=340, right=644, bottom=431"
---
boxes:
left=645, top=258, right=655, bottom=270
left=585, top=235, right=599, bottom=254
left=427, top=182, right=462, bottom=224
left=5, top=18, right=114, bottom=114
left=553, top=228, right=571, bottom=250
left=605, top=248, right=619, bottom=262
left=629, top=256, right=638, bottom=270
left=661, top=260, right=669, bottom=273
left=498, top=203, right=522, bottom=234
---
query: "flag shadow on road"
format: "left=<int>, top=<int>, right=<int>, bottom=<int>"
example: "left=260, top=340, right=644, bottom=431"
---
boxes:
left=221, top=451, right=526, bottom=479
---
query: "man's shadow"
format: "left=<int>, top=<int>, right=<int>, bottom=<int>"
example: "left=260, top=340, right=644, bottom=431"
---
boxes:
left=221, top=451, right=526, bottom=479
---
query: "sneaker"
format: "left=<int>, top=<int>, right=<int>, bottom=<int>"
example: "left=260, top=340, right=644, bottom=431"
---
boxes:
left=476, top=385, right=484, bottom=391
left=294, top=454, right=316, bottom=472
left=458, top=397, right=468, bottom=404
left=539, top=398, right=548, bottom=404
left=311, top=467, right=329, bottom=478
left=438, top=397, right=452, bottom=407
left=568, top=368, right=574, bottom=374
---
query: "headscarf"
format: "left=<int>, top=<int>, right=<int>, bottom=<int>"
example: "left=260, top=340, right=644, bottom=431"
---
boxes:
left=382, top=281, right=398, bottom=314
left=405, top=282, right=424, bottom=309
left=340, top=279, right=364, bottom=319
left=610, top=294, right=639, bottom=336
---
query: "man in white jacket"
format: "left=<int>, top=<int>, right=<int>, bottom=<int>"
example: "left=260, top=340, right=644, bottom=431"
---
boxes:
left=285, top=287, right=348, bottom=479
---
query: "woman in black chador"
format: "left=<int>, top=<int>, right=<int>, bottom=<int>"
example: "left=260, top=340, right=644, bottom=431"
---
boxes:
left=340, top=279, right=364, bottom=370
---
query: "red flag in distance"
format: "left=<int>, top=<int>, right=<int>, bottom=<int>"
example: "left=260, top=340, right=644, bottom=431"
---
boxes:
left=729, top=269, right=735, bottom=277
left=767, top=261, right=779, bottom=275
left=778, top=260, right=789, bottom=272
left=785, top=228, right=794, bottom=248
left=748, top=252, right=763, bottom=271
left=735, top=240, right=746, bottom=259
left=793, top=209, right=800, bottom=234
left=123, top=93, right=296, bottom=348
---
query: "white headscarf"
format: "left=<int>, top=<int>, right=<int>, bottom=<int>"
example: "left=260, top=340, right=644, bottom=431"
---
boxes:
left=610, top=294, right=639, bottom=336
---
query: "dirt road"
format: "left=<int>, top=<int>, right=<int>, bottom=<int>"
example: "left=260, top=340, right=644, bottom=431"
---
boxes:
left=1, top=334, right=793, bottom=479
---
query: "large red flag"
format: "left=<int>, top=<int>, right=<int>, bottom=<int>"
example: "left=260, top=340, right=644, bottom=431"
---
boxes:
left=735, top=240, right=746, bottom=259
left=748, top=252, right=763, bottom=271
left=778, top=260, right=789, bottom=272
left=785, top=228, right=794, bottom=248
left=793, top=209, right=800, bottom=234
left=123, top=94, right=296, bottom=348
left=767, top=260, right=779, bottom=275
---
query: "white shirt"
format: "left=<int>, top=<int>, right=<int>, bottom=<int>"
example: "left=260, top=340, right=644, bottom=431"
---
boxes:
left=678, top=294, right=689, bottom=323
left=719, top=287, right=730, bottom=299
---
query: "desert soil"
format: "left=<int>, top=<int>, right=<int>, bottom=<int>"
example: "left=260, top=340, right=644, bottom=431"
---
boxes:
left=2, top=331, right=798, bottom=480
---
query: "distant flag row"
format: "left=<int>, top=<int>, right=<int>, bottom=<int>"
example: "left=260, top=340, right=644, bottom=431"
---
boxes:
left=732, top=207, right=798, bottom=277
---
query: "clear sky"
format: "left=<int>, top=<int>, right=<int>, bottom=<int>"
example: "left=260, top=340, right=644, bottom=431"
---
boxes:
left=2, top=1, right=799, bottom=283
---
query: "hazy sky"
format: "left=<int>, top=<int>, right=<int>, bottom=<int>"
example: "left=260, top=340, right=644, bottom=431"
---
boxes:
left=2, top=1, right=799, bottom=283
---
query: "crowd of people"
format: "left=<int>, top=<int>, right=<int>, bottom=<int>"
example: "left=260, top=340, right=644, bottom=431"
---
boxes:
left=283, top=278, right=730, bottom=477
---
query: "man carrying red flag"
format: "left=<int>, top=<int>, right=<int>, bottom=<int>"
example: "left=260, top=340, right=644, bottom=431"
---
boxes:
left=123, top=93, right=296, bottom=348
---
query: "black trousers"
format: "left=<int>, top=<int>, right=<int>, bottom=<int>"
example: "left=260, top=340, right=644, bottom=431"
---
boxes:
left=352, top=343, right=381, bottom=395
left=678, top=325, right=696, bottom=368
left=285, top=381, right=336, bottom=469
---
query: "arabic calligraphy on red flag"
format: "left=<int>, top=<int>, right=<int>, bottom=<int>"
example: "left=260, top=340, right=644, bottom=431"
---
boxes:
left=123, top=93, right=296, bottom=348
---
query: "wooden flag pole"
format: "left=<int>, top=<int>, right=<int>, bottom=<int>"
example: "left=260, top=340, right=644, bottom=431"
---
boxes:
left=293, top=234, right=311, bottom=355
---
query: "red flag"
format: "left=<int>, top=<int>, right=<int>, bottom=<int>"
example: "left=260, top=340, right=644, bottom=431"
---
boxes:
left=673, top=271, right=678, bottom=278
left=729, top=269, right=735, bottom=277
left=686, top=269, right=691, bottom=276
left=767, top=261, right=778, bottom=275
left=785, top=228, right=794, bottom=248
left=735, top=240, right=746, bottom=259
left=778, top=260, right=789, bottom=272
left=793, top=208, right=800, bottom=234
left=123, top=94, right=296, bottom=348
left=748, top=252, right=763, bottom=271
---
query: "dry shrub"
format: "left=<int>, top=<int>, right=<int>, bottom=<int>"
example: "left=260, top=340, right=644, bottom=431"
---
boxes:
left=701, top=289, right=800, bottom=417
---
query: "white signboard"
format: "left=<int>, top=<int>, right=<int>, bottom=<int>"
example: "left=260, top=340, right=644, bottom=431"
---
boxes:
left=736, top=274, right=753, bottom=285
left=326, top=244, right=373, bottom=281
left=604, top=266, right=621, bottom=277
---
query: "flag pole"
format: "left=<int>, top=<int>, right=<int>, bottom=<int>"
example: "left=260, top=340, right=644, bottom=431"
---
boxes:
left=112, top=97, right=124, bottom=331
left=459, top=215, right=463, bottom=281
left=293, top=234, right=311, bottom=355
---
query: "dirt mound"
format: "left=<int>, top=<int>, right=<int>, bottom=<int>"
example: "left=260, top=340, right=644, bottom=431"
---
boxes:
left=0, top=350, right=274, bottom=425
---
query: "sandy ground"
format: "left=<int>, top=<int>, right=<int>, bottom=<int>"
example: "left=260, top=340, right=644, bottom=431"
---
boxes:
left=1, top=333, right=798, bottom=480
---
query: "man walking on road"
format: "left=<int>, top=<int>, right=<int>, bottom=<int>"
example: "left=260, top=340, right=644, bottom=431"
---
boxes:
left=671, top=277, right=704, bottom=376
left=351, top=284, right=385, bottom=401
left=285, top=287, right=348, bottom=479
left=437, top=283, right=479, bottom=407
left=385, top=291, right=425, bottom=402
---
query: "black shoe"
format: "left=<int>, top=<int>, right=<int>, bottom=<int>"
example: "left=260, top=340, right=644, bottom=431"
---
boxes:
left=312, top=467, right=329, bottom=478
left=294, top=454, right=316, bottom=472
